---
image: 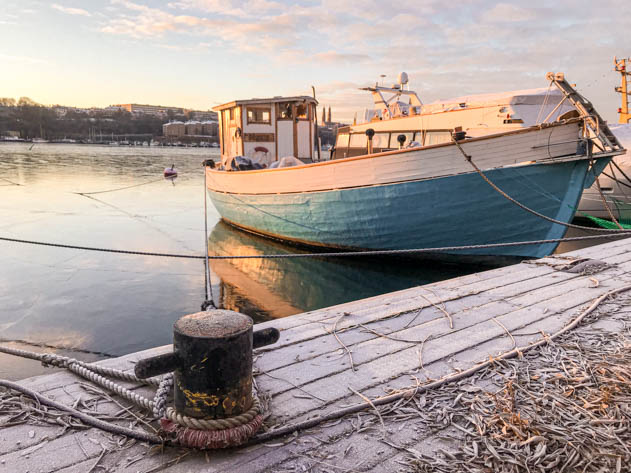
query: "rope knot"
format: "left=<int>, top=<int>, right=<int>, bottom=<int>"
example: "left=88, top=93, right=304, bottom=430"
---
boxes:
left=41, top=353, right=69, bottom=368
left=201, top=300, right=216, bottom=311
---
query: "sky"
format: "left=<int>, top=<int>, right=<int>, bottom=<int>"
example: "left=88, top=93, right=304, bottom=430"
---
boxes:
left=1, top=0, right=630, bottom=122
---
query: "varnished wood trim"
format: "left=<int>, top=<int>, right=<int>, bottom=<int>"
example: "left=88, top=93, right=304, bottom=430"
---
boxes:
left=239, top=105, right=244, bottom=155
left=309, top=104, right=313, bottom=160
left=292, top=104, right=298, bottom=158
left=274, top=104, right=279, bottom=160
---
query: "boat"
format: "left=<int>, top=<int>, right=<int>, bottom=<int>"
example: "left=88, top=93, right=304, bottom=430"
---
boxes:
left=205, top=72, right=625, bottom=261
left=576, top=57, right=631, bottom=221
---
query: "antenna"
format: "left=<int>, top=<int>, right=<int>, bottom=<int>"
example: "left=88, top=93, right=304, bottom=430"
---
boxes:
left=614, top=57, right=631, bottom=124
left=380, top=74, right=386, bottom=86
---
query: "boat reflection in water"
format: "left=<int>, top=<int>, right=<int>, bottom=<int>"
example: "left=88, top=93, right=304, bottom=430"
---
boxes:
left=208, top=221, right=481, bottom=323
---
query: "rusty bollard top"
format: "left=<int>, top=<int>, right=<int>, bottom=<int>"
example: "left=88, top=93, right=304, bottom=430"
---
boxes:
left=175, top=310, right=252, bottom=339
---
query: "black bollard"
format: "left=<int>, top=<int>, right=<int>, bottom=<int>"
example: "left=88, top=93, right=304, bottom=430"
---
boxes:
left=135, top=310, right=279, bottom=419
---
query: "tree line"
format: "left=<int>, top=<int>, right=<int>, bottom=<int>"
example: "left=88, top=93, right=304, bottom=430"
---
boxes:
left=0, top=98, right=188, bottom=141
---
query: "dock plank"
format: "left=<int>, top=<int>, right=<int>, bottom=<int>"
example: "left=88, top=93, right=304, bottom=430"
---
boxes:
left=2, top=237, right=631, bottom=472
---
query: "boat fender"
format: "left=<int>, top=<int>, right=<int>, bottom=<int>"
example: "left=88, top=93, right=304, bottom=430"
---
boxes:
left=397, top=134, right=407, bottom=148
left=453, top=130, right=467, bottom=141
left=365, top=129, right=375, bottom=153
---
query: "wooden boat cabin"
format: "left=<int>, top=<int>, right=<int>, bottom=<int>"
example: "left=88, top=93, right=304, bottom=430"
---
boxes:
left=213, top=96, right=318, bottom=168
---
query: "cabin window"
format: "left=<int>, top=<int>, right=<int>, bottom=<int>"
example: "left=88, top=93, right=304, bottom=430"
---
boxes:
left=278, top=102, right=293, bottom=120
left=247, top=107, right=271, bottom=124
left=336, top=133, right=349, bottom=148
left=350, top=133, right=366, bottom=148
left=229, top=108, right=235, bottom=121
left=425, top=131, right=452, bottom=145
left=372, top=133, right=389, bottom=148
left=389, top=132, right=413, bottom=148
left=296, top=103, right=309, bottom=119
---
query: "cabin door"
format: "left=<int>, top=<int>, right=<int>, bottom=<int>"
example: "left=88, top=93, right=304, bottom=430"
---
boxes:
left=295, top=102, right=312, bottom=160
left=276, top=103, right=294, bottom=158
left=275, top=102, right=312, bottom=159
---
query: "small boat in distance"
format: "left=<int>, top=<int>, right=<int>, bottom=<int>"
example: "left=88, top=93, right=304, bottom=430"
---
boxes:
left=205, top=73, right=625, bottom=261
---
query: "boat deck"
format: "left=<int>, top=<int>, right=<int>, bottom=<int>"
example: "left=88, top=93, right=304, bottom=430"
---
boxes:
left=2, top=237, right=631, bottom=472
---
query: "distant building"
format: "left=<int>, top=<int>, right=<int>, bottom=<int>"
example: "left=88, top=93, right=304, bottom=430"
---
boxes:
left=185, top=120, right=203, bottom=136
left=162, top=119, right=218, bottom=138
left=115, top=104, right=185, bottom=116
left=163, top=121, right=185, bottom=136
left=187, top=110, right=218, bottom=121
left=201, top=121, right=218, bottom=136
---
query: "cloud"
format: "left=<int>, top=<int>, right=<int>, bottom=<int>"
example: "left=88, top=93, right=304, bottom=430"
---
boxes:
left=52, top=3, right=92, bottom=16
left=483, top=3, right=536, bottom=22
left=166, top=0, right=284, bottom=17
left=313, top=51, right=371, bottom=64
left=94, top=0, right=631, bottom=121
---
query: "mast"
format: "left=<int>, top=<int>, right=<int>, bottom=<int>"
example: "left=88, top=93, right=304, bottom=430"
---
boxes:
left=614, top=57, right=631, bottom=124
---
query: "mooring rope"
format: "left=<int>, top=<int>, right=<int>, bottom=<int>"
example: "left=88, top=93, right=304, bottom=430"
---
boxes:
left=1, top=232, right=630, bottom=262
left=595, top=177, right=623, bottom=229
left=450, top=135, right=631, bottom=234
left=202, top=164, right=215, bottom=310
left=0, top=344, right=262, bottom=431
left=72, top=177, right=164, bottom=196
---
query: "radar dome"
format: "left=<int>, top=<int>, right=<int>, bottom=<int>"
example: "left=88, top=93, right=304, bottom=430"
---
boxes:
left=398, top=72, right=409, bottom=85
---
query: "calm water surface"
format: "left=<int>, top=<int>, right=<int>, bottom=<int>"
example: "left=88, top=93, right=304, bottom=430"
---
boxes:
left=0, top=143, right=487, bottom=379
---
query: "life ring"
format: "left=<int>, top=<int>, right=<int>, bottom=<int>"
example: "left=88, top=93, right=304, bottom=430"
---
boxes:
left=234, top=127, right=242, bottom=139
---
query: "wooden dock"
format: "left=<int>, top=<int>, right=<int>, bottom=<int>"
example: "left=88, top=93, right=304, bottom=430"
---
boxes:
left=2, top=237, right=631, bottom=472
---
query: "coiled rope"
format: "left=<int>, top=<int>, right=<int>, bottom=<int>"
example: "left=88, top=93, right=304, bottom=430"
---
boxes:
left=0, top=345, right=262, bottom=432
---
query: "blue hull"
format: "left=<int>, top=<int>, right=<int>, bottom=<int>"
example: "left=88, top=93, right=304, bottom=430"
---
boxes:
left=208, top=160, right=594, bottom=259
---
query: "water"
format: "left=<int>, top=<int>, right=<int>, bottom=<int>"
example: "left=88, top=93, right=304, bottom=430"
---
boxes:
left=0, top=143, right=482, bottom=379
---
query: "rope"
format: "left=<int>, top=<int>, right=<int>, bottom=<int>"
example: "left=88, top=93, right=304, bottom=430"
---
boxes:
left=535, top=81, right=553, bottom=124
left=450, top=135, right=631, bottom=234
left=1, top=233, right=630, bottom=261
left=0, top=176, right=22, bottom=186
left=248, top=284, right=631, bottom=445
left=202, top=166, right=215, bottom=310
left=601, top=170, right=631, bottom=191
left=72, top=178, right=164, bottom=196
left=152, top=374, right=174, bottom=418
left=611, top=159, right=631, bottom=187
left=164, top=398, right=261, bottom=430
left=0, top=337, right=115, bottom=358
left=0, top=344, right=262, bottom=430
left=595, top=177, right=623, bottom=229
